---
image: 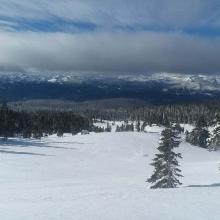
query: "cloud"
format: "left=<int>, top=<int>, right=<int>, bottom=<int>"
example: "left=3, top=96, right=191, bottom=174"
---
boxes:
left=0, top=0, right=220, bottom=31
left=0, top=31, right=219, bottom=74
left=0, top=1, right=219, bottom=74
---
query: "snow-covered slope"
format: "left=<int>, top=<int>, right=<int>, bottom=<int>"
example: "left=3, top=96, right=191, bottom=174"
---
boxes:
left=0, top=132, right=220, bottom=220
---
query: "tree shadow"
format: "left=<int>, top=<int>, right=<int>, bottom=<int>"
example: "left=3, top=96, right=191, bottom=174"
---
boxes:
left=0, top=139, right=77, bottom=150
left=0, top=149, right=50, bottom=156
left=0, top=137, right=88, bottom=156
left=48, top=141, right=93, bottom=145
left=187, top=183, right=220, bottom=188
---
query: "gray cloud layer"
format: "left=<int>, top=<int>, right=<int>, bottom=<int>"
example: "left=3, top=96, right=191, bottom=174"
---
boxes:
left=0, top=31, right=219, bottom=74
left=0, top=1, right=220, bottom=74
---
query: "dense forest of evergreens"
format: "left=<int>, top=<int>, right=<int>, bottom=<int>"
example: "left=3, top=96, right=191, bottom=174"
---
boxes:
left=82, top=102, right=220, bottom=126
left=0, top=102, right=90, bottom=139
left=11, top=100, right=220, bottom=126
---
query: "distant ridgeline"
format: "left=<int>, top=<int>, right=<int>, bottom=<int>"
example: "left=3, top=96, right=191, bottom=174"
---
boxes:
left=0, top=102, right=90, bottom=140
left=1, top=74, right=220, bottom=104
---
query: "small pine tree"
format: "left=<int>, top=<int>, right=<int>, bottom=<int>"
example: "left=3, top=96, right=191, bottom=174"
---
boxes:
left=105, top=123, right=112, bottom=132
left=115, top=125, right=120, bottom=132
left=136, top=120, right=141, bottom=132
left=0, top=101, right=13, bottom=140
left=141, top=121, right=147, bottom=132
left=147, top=126, right=183, bottom=189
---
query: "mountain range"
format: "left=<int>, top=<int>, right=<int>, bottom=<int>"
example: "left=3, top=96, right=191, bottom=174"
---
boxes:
left=1, top=72, right=220, bottom=103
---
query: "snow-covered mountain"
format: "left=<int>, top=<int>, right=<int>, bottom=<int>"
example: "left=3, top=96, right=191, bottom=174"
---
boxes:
left=0, top=72, right=220, bottom=102
left=1, top=71, right=220, bottom=91
left=118, top=73, right=220, bottom=92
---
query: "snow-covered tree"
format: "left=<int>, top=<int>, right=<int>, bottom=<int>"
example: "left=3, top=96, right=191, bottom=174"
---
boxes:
left=115, top=125, right=120, bottom=132
left=0, top=101, right=14, bottom=140
left=208, top=120, right=220, bottom=151
left=186, top=116, right=210, bottom=148
left=105, top=122, right=112, bottom=132
left=141, top=121, right=147, bottom=132
left=136, top=120, right=141, bottom=132
left=172, top=123, right=184, bottom=134
left=147, top=126, right=183, bottom=189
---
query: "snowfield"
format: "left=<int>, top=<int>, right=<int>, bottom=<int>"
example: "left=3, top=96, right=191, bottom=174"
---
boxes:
left=0, top=132, right=220, bottom=220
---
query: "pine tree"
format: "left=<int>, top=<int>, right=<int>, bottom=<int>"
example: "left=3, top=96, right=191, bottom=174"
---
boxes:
left=208, top=116, right=220, bottom=151
left=186, top=116, right=210, bottom=148
left=141, top=121, right=147, bottom=132
left=115, top=125, right=120, bottom=132
left=0, top=101, right=13, bottom=140
left=147, top=126, right=183, bottom=189
left=136, top=120, right=141, bottom=132
left=173, top=123, right=184, bottom=134
left=105, top=122, right=112, bottom=132
left=208, top=126, right=220, bottom=151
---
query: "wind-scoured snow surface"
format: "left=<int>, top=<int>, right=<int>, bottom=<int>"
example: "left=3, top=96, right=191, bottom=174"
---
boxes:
left=0, top=132, right=220, bottom=219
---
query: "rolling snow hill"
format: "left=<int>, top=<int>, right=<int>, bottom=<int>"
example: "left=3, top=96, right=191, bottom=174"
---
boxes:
left=0, top=131, right=220, bottom=219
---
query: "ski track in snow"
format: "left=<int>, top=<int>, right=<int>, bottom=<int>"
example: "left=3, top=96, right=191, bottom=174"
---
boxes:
left=0, top=132, right=220, bottom=220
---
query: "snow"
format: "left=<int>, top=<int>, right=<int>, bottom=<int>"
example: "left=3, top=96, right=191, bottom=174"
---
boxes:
left=0, top=132, right=220, bottom=219
left=144, top=124, right=164, bottom=133
left=181, top=123, right=194, bottom=132
left=48, top=78, right=57, bottom=83
left=94, top=120, right=135, bottom=132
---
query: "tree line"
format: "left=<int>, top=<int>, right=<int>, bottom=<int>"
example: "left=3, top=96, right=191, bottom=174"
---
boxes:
left=11, top=100, right=220, bottom=127
left=0, top=102, right=90, bottom=140
left=78, top=102, right=220, bottom=126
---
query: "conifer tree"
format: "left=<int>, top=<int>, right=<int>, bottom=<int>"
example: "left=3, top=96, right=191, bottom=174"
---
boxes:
left=147, top=126, right=183, bottom=189
left=115, top=125, right=120, bottom=132
left=208, top=116, right=220, bottom=151
left=186, top=116, right=210, bottom=148
left=105, top=122, right=112, bottom=132
left=136, top=120, right=141, bottom=132
left=141, top=121, right=147, bottom=132
left=208, top=126, right=220, bottom=151
left=0, top=101, right=13, bottom=140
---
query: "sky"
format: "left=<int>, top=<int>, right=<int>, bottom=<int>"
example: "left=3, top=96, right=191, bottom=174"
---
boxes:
left=0, top=0, right=220, bottom=74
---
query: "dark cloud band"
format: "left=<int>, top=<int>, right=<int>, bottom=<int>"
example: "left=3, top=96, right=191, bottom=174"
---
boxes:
left=0, top=31, right=219, bottom=74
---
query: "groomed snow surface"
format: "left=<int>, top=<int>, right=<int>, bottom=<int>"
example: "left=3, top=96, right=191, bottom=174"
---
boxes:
left=0, top=131, right=220, bottom=220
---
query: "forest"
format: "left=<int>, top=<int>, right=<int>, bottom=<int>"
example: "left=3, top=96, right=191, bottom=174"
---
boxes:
left=2, top=100, right=220, bottom=153
left=0, top=102, right=90, bottom=139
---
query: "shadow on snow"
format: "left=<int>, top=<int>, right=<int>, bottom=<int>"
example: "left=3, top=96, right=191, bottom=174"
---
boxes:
left=187, top=183, right=220, bottom=188
left=0, top=139, right=78, bottom=150
left=0, top=137, right=92, bottom=156
left=0, top=149, right=49, bottom=156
